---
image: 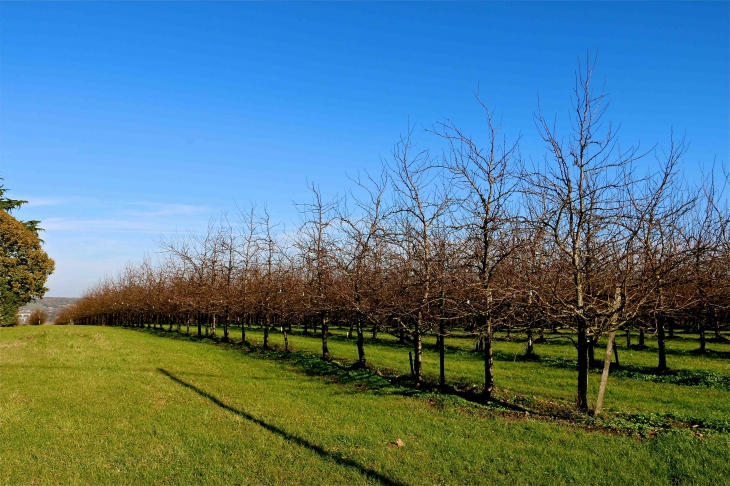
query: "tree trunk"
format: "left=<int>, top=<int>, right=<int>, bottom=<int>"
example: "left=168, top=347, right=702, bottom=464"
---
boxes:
left=525, top=328, right=534, bottom=357
left=699, top=320, right=706, bottom=353
left=321, top=312, right=329, bottom=360
left=612, top=336, right=620, bottom=367
left=263, top=314, right=270, bottom=349
left=413, top=313, right=422, bottom=384
left=577, top=320, right=589, bottom=412
left=626, top=326, right=631, bottom=348
left=594, top=330, right=616, bottom=415
left=438, top=290, right=446, bottom=390
left=438, top=324, right=446, bottom=390
left=657, top=315, right=667, bottom=372
left=356, top=315, right=366, bottom=367
left=588, top=337, right=596, bottom=369
left=483, top=316, right=494, bottom=401
left=639, top=327, right=645, bottom=347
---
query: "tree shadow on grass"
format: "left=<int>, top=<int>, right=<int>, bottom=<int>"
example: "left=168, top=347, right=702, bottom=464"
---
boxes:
left=622, top=342, right=730, bottom=360
left=157, top=368, right=406, bottom=486
left=536, top=355, right=730, bottom=391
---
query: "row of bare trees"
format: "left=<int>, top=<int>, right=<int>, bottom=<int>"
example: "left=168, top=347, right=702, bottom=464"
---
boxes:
left=58, top=61, right=729, bottom=413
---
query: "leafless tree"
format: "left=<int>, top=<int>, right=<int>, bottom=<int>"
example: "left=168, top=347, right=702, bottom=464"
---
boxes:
left=387, top=129, right=454, bottom=384
left=295, top=184, right=338, bottom=360
left=430, top=96, right=523, bottom=399
left=529, top=55, right=648, bottom=411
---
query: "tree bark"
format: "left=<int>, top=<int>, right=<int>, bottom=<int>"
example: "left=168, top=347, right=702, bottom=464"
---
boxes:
left=594, top=330, right=616, bottom=415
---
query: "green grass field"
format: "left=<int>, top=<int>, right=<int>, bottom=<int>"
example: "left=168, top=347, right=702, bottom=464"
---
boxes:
left=2, top=325, right=729, bottom=485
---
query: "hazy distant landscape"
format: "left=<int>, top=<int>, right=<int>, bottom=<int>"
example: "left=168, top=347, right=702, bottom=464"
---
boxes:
left=17, top=297, right=78, bottom=323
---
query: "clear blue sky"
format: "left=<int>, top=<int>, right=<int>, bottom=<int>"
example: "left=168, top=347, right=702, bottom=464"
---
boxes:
left=1, top=2, right=728, bottom=297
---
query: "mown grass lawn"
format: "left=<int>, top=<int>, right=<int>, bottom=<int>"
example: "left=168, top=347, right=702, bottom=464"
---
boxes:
left=1, top=325, right=728, bottom=485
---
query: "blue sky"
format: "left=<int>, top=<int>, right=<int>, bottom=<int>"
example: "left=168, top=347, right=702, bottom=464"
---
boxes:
left=1, top=2, right=728, bottom=297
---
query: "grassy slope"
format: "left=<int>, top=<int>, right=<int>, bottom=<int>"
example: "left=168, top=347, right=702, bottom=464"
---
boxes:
left=1, top=326, right=728, bottom=485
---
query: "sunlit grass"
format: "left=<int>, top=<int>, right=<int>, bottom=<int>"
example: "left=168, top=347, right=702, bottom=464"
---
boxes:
left=1, top=325, right=728, bottom=485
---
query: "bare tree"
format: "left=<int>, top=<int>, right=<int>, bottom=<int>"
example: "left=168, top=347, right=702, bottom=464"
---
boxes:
left=387, top=129, right=454, bottom=384
left=295, top=184, right=338, bottom=360
left=430, top=96, right=522, bottom=400
left=529, top=55, right=647, bottom=412
left=334, top=170, right=389, bottom=367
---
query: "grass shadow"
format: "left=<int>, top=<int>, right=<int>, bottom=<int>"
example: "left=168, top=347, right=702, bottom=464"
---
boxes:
left=158, top=368, right=406, bottom=486
left=616, top=342, right=730, bottom=360
left=537, top=355, right=730, bottom=392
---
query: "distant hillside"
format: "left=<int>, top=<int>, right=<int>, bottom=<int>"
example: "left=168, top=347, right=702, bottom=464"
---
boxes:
left=18, top=298, right=78, bottom=323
